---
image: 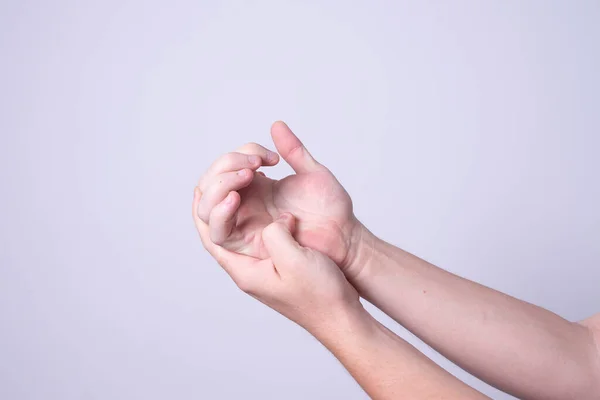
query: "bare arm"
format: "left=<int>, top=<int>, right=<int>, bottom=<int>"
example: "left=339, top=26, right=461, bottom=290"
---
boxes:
left=193, top=187, right=488, bottom=399
left=345, top=225, right=600, bottom=400
left=191, top=122, right=598, bottom=399
left=314, top=303, right=489, bottom=400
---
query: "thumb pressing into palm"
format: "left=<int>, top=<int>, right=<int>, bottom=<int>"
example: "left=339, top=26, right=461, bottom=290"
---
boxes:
left=262, top=213, right=305, bottom=268
left=259, top=213, right=361, bottom=331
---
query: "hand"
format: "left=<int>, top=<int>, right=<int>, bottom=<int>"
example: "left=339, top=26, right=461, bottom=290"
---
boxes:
left=193, top=207, right=361, bottom=331
left=194, top=121, right=364, bottom=278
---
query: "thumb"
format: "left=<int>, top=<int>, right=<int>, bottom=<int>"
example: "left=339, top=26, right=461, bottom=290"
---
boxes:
left=262, top=213, right=305, bottom=270
left=270, top=121, right=323, bottom=174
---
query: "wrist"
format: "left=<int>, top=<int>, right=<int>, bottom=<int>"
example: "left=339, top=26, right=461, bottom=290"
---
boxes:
left=308, top=299, right=376, bottom=347
left=341, top=221, right=380, bottom=286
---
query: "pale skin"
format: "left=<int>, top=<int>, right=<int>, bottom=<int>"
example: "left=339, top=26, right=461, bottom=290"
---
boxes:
left=193, top=121, right=600, bottom=400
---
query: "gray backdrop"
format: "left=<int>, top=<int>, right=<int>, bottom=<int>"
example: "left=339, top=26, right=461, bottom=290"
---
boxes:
left=1, top=1, right=599, bottom=399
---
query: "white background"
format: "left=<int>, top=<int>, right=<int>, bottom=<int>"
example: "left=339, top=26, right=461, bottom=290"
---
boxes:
left=1, top=1, right=599, bottom=399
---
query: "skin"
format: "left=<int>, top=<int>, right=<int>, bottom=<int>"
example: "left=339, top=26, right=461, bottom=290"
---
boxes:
left=193, top=121, right=600, bottom=400
left=193, top=200, right=487, bottom=399
left=194, top=121, right=363, bottom=277
left=349, top=232, right=600, bottom=400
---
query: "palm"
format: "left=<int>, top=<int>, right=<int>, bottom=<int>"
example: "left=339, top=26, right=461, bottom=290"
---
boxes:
left=228, top=168, right=355, bottom=266
left=195, top=122, right=358, bottom=270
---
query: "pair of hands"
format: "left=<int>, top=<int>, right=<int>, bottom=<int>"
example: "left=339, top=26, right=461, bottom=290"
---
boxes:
left=192, top=121, right=367, bottom=331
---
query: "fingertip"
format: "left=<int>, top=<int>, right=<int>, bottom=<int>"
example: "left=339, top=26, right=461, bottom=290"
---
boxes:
left=262, top=215, right=289, bottom=238
left=248, top=155, right=261, bottom=167
left=264, top=150, right=280, bottom=165
left=214, top=191, right=240, bottom=215
left=270, top=121, right=290, bottom=141
left=270, top=121, right=289, bottom=145
left=261, top=213, right=302, bottom=263
left=271, top=120, right=288, bottom=130
left=277, top=212, right=292, bottom=221
left=237, top=168, right=253, bottom=179
left=261, top=221, right=277, bottom=243
left=277, top=212, right=297, bottom=233
left=269, top=121, right=321, bottom=174
left=225, top=190, right=241, bottom=207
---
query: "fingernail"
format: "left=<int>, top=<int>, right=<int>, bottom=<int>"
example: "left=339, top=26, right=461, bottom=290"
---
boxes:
left=278, top=213, right=289, bottom=221
left=237, top=169, right=247, bottom=177
left=248, top=155, right=259, bottom=165
left=225, top=193, right=234, bottom=204
left=266, top=151, right=277, bottom=162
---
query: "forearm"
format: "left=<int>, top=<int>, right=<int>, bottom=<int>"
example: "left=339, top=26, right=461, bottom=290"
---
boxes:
left=309, top=302, right=488, bottom=400
left=349, top=226, right=600, bottom=400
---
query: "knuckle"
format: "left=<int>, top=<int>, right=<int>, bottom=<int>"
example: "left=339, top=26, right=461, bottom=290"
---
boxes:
left=209, top=231, right=224, bottom=245
left=287, top=143, right=304, bottom=159
left=210, top=152, right=242, bottom=174
left=239, top=142, right=264, bottom=154
left=219, top=152, right=239, bottom=169
left=236, top=168, right=251, bottom=180
left=244, top=141, right=260, bottom=149
left=196, top=206, right=209, bottom=223
left=234, top=275, right=254, bottom=294
left=214, top=246, right=227, bottom=266
left=197, top=172, right=209, bottom=188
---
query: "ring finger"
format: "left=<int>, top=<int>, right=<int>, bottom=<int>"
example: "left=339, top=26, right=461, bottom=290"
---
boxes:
left=196, top=168, right=254, bottom=222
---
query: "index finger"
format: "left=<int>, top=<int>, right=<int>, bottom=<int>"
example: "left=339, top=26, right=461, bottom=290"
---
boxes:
left=236, top=142, right=280, bottom=166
